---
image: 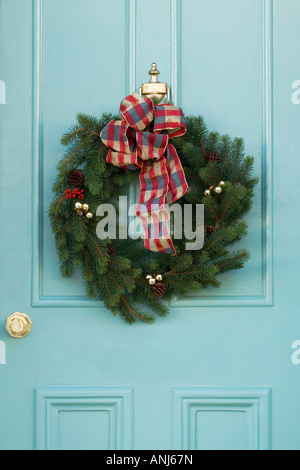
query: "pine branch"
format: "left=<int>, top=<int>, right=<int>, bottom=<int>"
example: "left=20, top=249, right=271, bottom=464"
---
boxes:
left=119, top=295, right=155, bottom=324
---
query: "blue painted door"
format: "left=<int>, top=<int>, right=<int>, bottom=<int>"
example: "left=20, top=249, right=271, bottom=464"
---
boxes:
left=0, top=0, right=299, bottom=451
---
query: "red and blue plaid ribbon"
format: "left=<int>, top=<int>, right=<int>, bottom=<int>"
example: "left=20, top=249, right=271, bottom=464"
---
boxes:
left=100, top=93, right=189, bottom=255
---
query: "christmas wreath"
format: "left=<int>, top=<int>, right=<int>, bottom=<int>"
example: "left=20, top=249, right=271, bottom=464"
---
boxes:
left=49, top=93, right=258, bottom=324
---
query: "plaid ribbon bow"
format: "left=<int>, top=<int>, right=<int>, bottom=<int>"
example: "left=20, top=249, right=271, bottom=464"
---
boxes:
left=100, top=92, right=189, bottom=255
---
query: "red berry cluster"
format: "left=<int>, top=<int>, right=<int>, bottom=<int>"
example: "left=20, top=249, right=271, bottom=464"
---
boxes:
left=65, top=188, right=84, bottom=200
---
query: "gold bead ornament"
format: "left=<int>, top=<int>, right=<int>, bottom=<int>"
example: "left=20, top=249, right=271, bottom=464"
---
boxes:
left=75, top=202, right=93, bottom=219
left=204, top=188, right=213, bottom=196
left=146, top=274, right=164, bottom=285
left=204, top=181, right=226, bottom=196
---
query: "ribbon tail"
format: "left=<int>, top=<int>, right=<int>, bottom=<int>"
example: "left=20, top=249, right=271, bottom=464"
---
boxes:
left=136, top=158, right=177, bottom=255
left=165, top=144, right=189, bottom=205
left=138, top=208, right=177, bottom=256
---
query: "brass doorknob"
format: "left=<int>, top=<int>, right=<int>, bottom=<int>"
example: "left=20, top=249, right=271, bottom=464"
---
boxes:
left=6, top=313, right=32, bottom=339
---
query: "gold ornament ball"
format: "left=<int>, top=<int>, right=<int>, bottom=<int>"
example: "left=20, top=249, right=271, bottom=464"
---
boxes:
left=86, top=212, right=93, bottom=219
left=156, top=274, right=163, bottom=282
left=146, top=275, right=152, bottom=280
left=204, top=189, right=211, bottom=196
left=75, top=202, right=83, bottom=210
left=149, top=278, right=156, bottom=286
left=214, top=186, right=222, bottom=194
left=82, top=204, right=89, bottom=212
left=219, top=181, right=225, bottom=186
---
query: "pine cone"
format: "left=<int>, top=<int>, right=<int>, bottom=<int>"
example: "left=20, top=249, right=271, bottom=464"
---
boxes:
left=205, top=225, right=215, bottom=238
left=68, top=169, right=84, bottom=186
left=152, top=282, right=167, bottom=299
left=107, top=244, right=117, bottom=256
left=205, top=152, right=220, bottom=164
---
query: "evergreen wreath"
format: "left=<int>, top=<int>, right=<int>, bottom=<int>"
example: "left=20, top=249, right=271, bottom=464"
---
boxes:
left=49, top=105, right=258, bottom=324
